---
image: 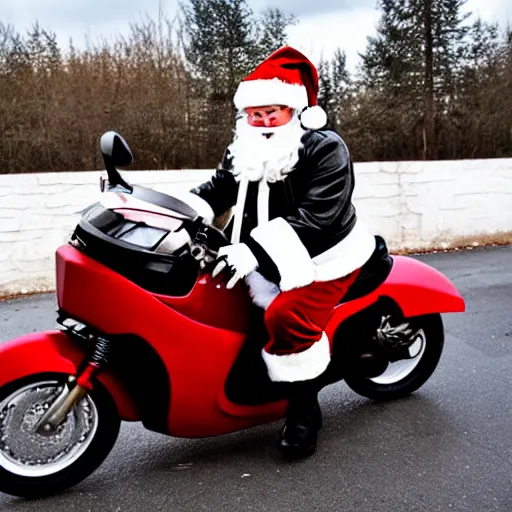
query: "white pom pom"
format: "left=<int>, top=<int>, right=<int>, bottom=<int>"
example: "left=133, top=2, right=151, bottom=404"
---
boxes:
left=300, top=105, right=327, bottom=130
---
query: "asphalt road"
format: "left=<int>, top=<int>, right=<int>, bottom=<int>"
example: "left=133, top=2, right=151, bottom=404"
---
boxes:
left=0, top=245, right=511, bottom=512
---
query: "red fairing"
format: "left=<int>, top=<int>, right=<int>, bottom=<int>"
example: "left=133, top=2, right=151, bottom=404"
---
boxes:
left=326, top=255, right=465, bottom=339
left=0, top=331, right=138, bottom=421
left=56, top=245, right=286, bottom=437
left=57, top=246, right=252, bottom=335
left=155, top=274, right=253, bottom=334
left=380, top=255, right=466, bottom=316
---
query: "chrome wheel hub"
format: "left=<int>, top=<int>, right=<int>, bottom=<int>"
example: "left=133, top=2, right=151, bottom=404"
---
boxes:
left=370, top=329, right=427, bottom=385
left=0, top=380, right=98, bottom=477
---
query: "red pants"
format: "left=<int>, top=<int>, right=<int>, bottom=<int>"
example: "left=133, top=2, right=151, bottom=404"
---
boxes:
left=261, top=269, right=360, bottom=382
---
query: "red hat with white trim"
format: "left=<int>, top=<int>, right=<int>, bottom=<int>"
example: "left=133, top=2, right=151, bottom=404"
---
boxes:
left=233, top=46, right=328, bottom=130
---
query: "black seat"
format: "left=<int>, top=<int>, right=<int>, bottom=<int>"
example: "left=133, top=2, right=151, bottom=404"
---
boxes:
left=341, top=235, right=393, bottom=303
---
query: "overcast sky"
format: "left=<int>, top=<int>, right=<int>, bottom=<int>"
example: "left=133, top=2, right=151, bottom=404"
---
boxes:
left=1, top=0, right=511, bottom=71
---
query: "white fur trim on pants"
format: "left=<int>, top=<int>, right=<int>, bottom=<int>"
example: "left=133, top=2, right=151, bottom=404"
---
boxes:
left=262, top=333, right=331, bottom=382
left=245, top=271, right=280, bottom=310
left=251, top=217, right=316, bottom=291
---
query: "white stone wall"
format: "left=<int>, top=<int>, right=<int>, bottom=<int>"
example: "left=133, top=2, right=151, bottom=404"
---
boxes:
left=1, top=159, right=511, bottom=297
left=353, top=158, right=512, bottom=251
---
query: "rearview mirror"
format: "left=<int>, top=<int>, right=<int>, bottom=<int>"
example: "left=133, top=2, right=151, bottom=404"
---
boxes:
left=99, top=131, right=133, bottom=191
left=100, top=131, right=134, bottom=168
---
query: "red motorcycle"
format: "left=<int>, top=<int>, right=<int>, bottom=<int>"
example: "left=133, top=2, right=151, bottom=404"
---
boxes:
left=0, top=132, right=465, bottom=498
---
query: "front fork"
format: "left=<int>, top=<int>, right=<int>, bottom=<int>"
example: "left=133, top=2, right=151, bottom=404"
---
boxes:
left=35, top=335, right=111, bottom=435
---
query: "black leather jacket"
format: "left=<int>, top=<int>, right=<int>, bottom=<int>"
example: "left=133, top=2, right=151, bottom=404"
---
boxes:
left=192, top=130, right=358, bottom=260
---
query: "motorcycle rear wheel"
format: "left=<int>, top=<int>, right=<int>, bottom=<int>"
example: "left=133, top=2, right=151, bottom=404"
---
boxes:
left=0, top=372, right=120, bottom=499
left=344, top=314, right=444, bottom=401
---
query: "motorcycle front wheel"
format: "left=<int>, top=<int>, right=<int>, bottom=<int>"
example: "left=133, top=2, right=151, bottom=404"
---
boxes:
left=0, top=372, right=120, bottom=499
left=344, top=314, right=445, bottom=401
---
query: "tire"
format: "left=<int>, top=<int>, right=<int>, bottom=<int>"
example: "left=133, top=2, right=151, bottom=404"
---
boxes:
left=0, top=372, right=120, bottom=499
left=344, top=314, right=444, bottom=401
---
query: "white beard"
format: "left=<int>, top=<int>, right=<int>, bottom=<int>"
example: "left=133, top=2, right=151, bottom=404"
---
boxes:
left=228, top=114, right=306, bottom=183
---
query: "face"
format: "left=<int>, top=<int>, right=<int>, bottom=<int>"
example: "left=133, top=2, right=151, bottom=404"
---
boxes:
left=245, top=105, right=293, bottom=128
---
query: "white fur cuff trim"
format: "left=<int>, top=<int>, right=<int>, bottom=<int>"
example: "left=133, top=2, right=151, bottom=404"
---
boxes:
left=234, top=78, right=308, bottom=111
left=251, top=217, right=316, bottom=291
left=262, top=333, right=331, bottom=382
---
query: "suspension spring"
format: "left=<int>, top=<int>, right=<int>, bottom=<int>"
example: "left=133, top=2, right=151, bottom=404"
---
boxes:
left=90, top=335, right=112, bottom=367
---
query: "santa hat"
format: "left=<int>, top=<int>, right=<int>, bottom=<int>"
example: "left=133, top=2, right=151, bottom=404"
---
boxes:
left=233, top=46, right=328, bottom=130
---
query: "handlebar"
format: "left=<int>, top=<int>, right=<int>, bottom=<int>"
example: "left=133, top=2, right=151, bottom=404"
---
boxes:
left=186, top=220, right=230, bottom=266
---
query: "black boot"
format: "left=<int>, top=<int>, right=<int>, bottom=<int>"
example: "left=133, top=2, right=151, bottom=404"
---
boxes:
left=277, top=382, right=322, bottom=460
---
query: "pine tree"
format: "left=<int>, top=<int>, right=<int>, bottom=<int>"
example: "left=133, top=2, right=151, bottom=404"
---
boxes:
left=1, top=25, right=30, bottom=73
left=359, top=0, right=473, bottom=159
left=506, top=25, right=512, bottom=55
left=181, top=0, right=258, bottom=100
left=360, top=0, right=418, bottom=96
left=179, top=0, right=253, bottom=163
left=330, top=48, right=350, bottom=130
left=255, top=8, right=296, bottom=62
left=458, top=18, right=500, bottom=93
left=180, top=0, right=295, bottom=165
left=317, top=57, right=334, bottom=123
left=451, top=20, right=510, bottom=158
left=317, top=49, right=351, bottom=132
left=26, top=23, right=62, bottom=73
left=181, top=0, right=293, bottom=98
